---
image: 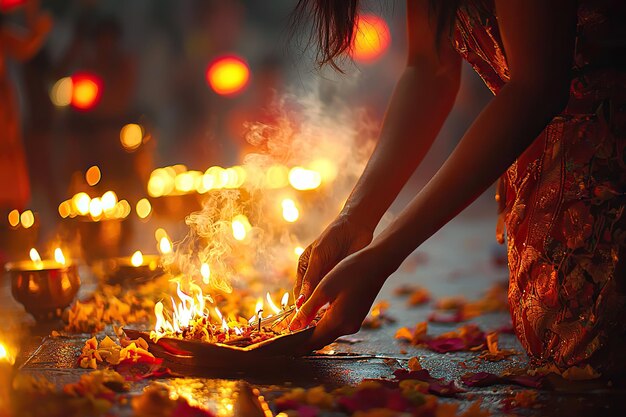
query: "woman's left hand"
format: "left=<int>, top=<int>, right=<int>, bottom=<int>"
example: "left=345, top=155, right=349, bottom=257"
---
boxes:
left=289, top=245, right=396, bottom=353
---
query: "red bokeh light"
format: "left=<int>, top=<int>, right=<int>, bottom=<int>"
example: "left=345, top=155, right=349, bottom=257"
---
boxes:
left=70, top=72, right=103, bottom=111
left=351, top=14, right=391, bottom=63
left=206, top=55, right=250, bottom=96
left=0, top=0, right=26, bottom=12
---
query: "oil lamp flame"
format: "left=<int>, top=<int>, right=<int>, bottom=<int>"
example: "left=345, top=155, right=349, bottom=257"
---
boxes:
left=255, top=298, right=264, bottom=315
left=29, top=248, right=43, bottom=269
left=281, top=292, right=289, bottom=309
left=201, top=263, right=210, bottom=285
left=54, top=248, right=66, bottom=266
left=131, top=250, right=144, bottom=267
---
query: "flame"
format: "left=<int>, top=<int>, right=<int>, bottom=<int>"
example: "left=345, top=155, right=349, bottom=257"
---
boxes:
left=281, top=292, right=289, bottom=309
left=159, top=236, right=173, bottom=255
left=255, top=298, right=264, bottom=315
left=131, top=250, right=144, bottom=267
left=266, top=292, right=281, bottom=315
left=281, top=198, right=299, bottom=222
left=288, top=167, right=322, bottom=190
left=294, top=246, right=305, bottom=257
left=29, top=248, right=43, bottom=269
left=0, top=342, right=14, bottom=365
left=54, top=248, right=66, bottom=265
left=200, top=263, right=211, bottom=285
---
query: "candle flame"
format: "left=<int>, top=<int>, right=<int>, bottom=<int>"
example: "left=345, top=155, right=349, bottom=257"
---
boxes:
left=266, top=292, right=281, bottom=315
left=131, top=250, right=144, bottom=267
left=54, top=248, right=66, bottom=265
left=159, top=236, right=173, bottom=254
left=200, top=263, right=211, bottom=285
left=281, top=292, right=289, bottom=308
left=255, top=298, right=264, bottom=314
left=29, top=248, right=43, bottom=269
left=0, top=342, right=14, bottom=365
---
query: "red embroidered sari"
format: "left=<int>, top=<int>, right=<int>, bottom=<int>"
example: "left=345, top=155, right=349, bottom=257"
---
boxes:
left=454, top=0, right=626, bottom=372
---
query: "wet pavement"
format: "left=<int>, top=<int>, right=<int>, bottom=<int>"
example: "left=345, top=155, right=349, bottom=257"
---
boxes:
left=4, top=195, right=626, bottom=416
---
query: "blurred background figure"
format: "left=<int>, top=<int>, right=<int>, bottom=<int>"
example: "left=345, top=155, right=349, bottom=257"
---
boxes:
left=0, top=0, right=51, bottom=212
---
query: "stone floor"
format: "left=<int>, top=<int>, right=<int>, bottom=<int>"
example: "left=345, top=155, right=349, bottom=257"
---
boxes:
left=3, top=194, right=626, bottom=416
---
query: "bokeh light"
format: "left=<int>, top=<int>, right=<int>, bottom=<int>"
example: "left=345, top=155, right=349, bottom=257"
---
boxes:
left=206, top=55, right=250, bottom=96
left=136, top=198, right=152, bottom=219
left=351, top=14, right=391, bottom=63
left=20, top=210, right=35, bottom=229
left=281, top=198, right=299, bottom=223
left=85, top=165, right=101, bottom=186
left=7, top=209, right=19, bottom=227
left=120, top=123, right=144, bottom=151
left=70, top=72, right=103, bottom=111
left=50, top=77, right=73, bottom=107
left=288, top=167, right=322, bottom=190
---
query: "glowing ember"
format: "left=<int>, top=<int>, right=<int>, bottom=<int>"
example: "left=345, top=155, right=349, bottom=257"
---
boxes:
left=131, top=251, right=144, bottom=267
left=201, top=263, right=211, bottom=285
left=54, top=248, right=66, bottom=266
left=29, top=248, right=43, bottom=269
left=288, top=167, right=322, bottom=190
left=281, top=198, right=299, bottom=223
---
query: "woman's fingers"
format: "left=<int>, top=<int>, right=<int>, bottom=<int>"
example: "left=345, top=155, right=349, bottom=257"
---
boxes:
left=289, top=285, right=329, bottom=331
left=294, top=245, right=312, bottom=303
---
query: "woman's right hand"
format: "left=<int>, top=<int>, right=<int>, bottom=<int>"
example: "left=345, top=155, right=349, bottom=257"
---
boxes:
left=294, top=214, right=373, bottom=307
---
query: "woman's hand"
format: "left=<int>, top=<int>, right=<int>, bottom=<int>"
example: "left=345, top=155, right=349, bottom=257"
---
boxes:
left=294, top=214, right=373, bottom=307
left=289, top=245, right=396, bottom=352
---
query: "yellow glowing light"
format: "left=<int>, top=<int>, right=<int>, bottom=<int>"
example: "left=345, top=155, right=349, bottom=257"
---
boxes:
left=85, top=165, right=101, bottom=186
left=20, top=210, right=35, bottom=229
left=281, top=198, right=299, bottom=223
left=200, top=263, right=210, bottom=285
left=155, top=228, right=168, bottom=241
left=147, top=175, right=166, bottom=197
left=206, top=55, right=250, bottom=96
left=120, top=123, right=143, bottom=151
left=266, top=164, right=289, bottom=188
left=117, top=200, right=131, bottom=218
left=266, top=292, right=281, bottom=314
left=8, top=209, right=19, bottom=227
left=351, top=14, right=391, bottom=63
left=255, top=298, right=264, bottom=314
left=281, top=292, right=289, bottom=308
left=175, top=172, right=195, bottom=193
left=54, top=248, right=66, bottom=266
left=89, top=197, right=103, bottom=218
left=136, top=198, right=152, bottom=219
left=158, top=236, right=172, bottom=255
left=50, top=77, right=73, bottom=107
left=101, top=191, right=118, bottom=213
left=231, top=214, right=251, bottom=241
left=288, top=167, right=322, bottom=190
left=294, top=246, right=305, bottom=257
left=131, top=250, right=144, bottom=267
left=0, top=343, right=8, bottom=362
left=73, top=192, right=91, bottom=216
left=29, top=248, right=43, bottom=269
left=310, top=158, right=338, bottom=182
left=205, top=166, right=226, bottom=189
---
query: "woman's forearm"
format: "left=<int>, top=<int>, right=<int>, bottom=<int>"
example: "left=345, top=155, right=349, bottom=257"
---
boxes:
left=342, top=61, right=460, bottom=232
left=372, top=79, right=569, bottom=267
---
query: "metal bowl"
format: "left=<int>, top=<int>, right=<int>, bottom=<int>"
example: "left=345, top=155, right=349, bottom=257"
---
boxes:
left=5, top=261, right=81, bottom=321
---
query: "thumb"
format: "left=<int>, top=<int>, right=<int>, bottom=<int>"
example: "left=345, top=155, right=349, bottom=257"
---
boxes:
left=289, top=287, right=328, bottom=331
left=297, top=247, right=324, bottom=304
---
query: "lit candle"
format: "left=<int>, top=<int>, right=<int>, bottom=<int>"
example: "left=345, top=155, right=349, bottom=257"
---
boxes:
left=255, top=298, right=263, bottom=332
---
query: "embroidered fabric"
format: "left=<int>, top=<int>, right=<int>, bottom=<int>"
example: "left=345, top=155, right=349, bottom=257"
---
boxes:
left=453, top=0, right=626, bottom=371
